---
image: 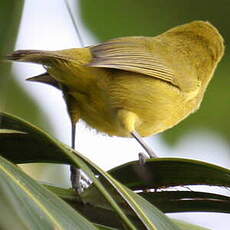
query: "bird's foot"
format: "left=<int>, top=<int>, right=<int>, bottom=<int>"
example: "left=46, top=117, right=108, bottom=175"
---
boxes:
left=70, top=166, right=83, bottom=194
left=138, top=149, right=157, bottom=165
left=138, top=152, right=149, bottom=165
left=70, top=166, right=92, bottom=193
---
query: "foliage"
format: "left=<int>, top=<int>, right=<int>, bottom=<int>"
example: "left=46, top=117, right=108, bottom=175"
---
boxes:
left=0, top=112, right=229, bottom=229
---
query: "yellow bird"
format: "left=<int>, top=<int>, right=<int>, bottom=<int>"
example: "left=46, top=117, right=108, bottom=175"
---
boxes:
left=7, top=21, right=224, bottom=158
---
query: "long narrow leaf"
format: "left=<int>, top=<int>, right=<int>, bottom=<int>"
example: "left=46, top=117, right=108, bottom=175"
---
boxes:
left=45, top=184, right=142, bottom=229
left=1, top=113, right=229, bottom=191
left=47, top=147, right=179, bottom=230
left=45, top=184, right=230, bottom=214
left=0, top=113, right=138, bottom=229
left=109, top=158, right=230, bottom=190
left=0, top=155, right=98, bottom=230
left=1, top=112, right=229, bottom=191
left=139, top=191, right=230, bottom=213
left=0, top=112, right=70, bottom=164
left=0, top=112, right=179, bottom=230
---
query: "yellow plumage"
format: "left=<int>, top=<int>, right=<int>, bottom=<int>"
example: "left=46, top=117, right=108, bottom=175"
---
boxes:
left=7, top=21, right=224, bottom=139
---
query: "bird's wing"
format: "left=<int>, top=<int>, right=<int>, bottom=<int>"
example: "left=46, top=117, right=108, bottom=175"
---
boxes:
left=88, top=37, right=177, bottom=86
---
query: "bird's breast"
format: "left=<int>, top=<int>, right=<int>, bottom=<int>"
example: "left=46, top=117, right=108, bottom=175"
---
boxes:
left=71, top=71, right=201, bottom=137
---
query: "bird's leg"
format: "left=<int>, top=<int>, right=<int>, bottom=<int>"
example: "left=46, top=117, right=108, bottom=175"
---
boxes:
left=59, top=84, right=83, bottom=193
left=131, top=131, right=157, bottom=158
left=70, top=165, right=82, bottom=192
left=131, top=132, right=157, bottom=192
left=69, top=121, right=83, bottom=193
left=117, top=109, right=158, bottom=163
left=131, top=131, right=157, bottom=165
left=68, top=108, right=91, bottom=192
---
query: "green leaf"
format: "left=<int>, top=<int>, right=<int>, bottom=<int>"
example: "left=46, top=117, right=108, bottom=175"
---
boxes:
left=0, top=113, right=146, bottom=229
left=0, top=155, right=99, bottom=230
left=0, top=113, right=139, bottom=229
left=63, top=144, right=177, bottom=229
left=139, top=191, right=230, bottom=213
left=0, top=114, right=139, bottom=229
left=0, top=112, right=179, bottom=229
left=0, top=112, right=70, bottom=164
left=67, top=149, right=181, bottom=229
left=46, top=184, right=154, bottom=229
left=0, top=112, right=228, bottom=227
left=2, top=112, right=228, bottom=228
left=82, top=178, right=180, bottom=230
left=109, top=158, right=230, bottom=190
left=48, top=183, right=230, bottom=214
left=45, top=184, right=230, bottom=215
left=45, top=184, right=228, bottom=230
left=45, top=184, right=133, bottom=229
left=1, top=112, right=229, bottom=192
left=122, top=186, right=179, bottom=230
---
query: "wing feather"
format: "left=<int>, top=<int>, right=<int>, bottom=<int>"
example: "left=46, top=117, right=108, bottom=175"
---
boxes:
left=88, top=37, right=176, bottom=86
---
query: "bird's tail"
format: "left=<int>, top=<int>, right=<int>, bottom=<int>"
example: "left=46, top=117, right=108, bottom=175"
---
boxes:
left=6, top=50, right=69, bottom=65
left=7, top=48, right=92, bottom=89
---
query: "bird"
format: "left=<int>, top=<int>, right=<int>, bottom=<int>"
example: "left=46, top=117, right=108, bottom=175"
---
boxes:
left=7, top=20, right=224, bottom=189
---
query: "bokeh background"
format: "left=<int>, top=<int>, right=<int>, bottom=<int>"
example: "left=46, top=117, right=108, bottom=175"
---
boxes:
left=0, top=0, right=229, bottom=229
